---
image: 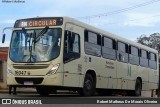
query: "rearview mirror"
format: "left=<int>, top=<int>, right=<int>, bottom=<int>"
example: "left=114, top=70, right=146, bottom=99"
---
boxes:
left=2, top=34, right=5, bottom=43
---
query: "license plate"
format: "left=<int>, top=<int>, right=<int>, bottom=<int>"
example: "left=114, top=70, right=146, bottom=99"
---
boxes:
left=24, top=81, right=33, bottom=85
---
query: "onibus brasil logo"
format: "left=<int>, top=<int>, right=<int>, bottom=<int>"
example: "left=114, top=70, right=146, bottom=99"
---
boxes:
left=2, top=99, right=42, bottom=104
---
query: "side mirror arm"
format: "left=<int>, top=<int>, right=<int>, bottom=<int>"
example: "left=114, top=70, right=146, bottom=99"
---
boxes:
left=2, top=27, right=13, bottom=43
left=2, top=34, right=5, bottom=43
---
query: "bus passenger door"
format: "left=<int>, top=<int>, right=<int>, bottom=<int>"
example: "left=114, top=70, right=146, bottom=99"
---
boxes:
left=63, top=26, right=82, bottom=87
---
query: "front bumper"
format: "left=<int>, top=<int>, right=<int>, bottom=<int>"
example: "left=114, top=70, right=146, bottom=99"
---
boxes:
left=7, top=73, right=63, bottom=86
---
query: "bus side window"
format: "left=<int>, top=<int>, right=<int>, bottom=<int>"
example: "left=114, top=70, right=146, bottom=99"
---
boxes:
left=64, top=30, right=80, bottom=63
left=129, top=46, right=139, bottom=65
left=149, top=52, right=157, bottom=69
left=102, top=36, right=116, bottom=60
left=64, top=30, right=71, bottom=54
left=140, top=49, right=148, bottom=67
left=117, top=42, right=128, bottom=63
left=84, top=30, right=101, bottom=56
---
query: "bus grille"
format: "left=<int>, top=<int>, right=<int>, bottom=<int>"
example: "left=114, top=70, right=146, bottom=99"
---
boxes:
left=15, top=77, right=44, bottom=84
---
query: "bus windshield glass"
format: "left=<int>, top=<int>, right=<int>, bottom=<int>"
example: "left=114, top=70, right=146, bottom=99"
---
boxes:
left=10, top=28, right=62, bottom=62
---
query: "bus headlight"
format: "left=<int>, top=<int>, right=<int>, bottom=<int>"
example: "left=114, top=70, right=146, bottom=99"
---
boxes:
left=46, top=64, right=60, bottom=75
left=7, top=68, right=14, bottom=76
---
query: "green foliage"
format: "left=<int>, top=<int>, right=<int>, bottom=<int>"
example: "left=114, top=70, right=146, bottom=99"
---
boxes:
left=137, top=33, right=160, bottom=52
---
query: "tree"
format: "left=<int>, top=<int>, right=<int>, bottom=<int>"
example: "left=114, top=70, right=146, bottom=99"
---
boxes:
left=137, top=33, right=160, bottom=52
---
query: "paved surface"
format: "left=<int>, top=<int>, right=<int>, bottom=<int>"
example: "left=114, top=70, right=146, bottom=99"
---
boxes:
left=0, top=88, right=157, bottom=98
left=0, top=88, right=36, bottom=94
left=0, top=87, right=156, bottom=97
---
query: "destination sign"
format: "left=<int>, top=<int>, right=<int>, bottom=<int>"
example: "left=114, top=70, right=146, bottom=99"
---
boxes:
left=14, top=17, right=63, bottom=28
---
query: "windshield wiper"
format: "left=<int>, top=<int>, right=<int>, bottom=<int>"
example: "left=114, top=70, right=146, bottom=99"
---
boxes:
left=35, top=26, right=49, bottom=43
left=22, top=27, right=34, bottom=62
left=22, top=27, right=28, bottom=50
left=22, top=27, right=26, bottom=34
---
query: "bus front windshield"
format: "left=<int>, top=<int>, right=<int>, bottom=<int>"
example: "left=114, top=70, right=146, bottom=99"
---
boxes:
left=10, top=28, right=62, bottom=62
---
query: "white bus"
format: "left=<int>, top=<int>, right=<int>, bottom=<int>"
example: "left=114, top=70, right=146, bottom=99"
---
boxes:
left=2, top=17, right=159, bottom=96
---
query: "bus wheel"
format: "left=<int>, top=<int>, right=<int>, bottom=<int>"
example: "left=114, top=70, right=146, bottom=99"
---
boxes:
left=36, top=86, right=52, bottom=96
left=135, top=79, right=142, bottom=96
left=79, top=73, right=95, bottom=96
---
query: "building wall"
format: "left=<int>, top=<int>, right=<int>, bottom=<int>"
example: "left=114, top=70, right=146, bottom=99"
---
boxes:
left=0, top=47, right=8, bottom=89
left=0, top=61, right=3, bottom=80
left=0, top=60, right=7, bottom=89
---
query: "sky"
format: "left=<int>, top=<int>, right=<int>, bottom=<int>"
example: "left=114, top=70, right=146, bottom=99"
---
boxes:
left=0, top=0, right=160, bottom=47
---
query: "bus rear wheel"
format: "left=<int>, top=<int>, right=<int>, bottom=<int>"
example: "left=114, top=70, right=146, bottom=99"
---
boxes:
left=79, top=73, right=95, bottom=96
left=36, top=86, right=52, bottom=96
left=135, top=79, right=142, bottom=96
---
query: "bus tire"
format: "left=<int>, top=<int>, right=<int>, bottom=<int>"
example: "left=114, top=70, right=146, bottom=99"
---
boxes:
left=135, top=79, right=142, bottom=96
left=79, top=73, right=95, bottom=96
left=36, top=86, right=52, bottom=96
